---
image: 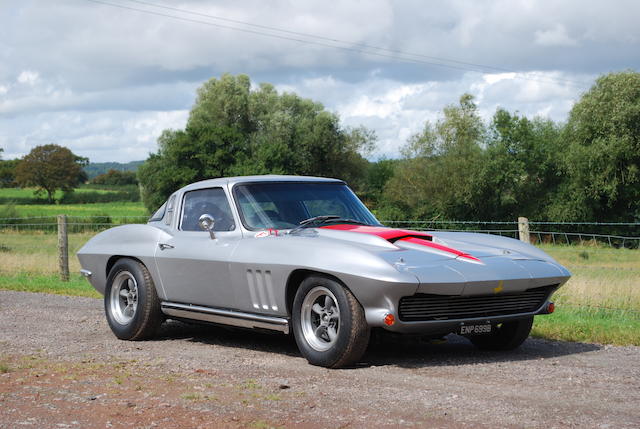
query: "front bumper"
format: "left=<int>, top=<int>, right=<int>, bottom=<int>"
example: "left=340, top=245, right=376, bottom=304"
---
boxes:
left=363, top=284, right=559, bottom=335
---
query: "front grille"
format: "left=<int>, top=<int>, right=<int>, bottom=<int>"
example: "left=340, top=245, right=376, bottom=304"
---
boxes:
left=398, top=286, right=554, bottom=322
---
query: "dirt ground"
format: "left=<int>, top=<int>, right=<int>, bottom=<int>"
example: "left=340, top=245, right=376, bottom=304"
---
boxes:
left=1, top=290, right=639, bottom=429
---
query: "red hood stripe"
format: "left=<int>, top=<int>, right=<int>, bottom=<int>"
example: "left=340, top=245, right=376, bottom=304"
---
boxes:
left=320, top=224, right=480, bottom=261
left=320, top=224, right=433, bottom=241
left=399, top=237, right=480, bottom=261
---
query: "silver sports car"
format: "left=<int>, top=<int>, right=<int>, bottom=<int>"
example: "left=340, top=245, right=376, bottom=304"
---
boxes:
left=78, top=175, right=570, bottom=368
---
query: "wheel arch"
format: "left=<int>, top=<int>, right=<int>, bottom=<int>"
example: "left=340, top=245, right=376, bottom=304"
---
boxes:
left=285, top=269, right=353, bottom=317
left=105, top=255, right=167, bottom=299
left=106, top=255, right=146, bottom=279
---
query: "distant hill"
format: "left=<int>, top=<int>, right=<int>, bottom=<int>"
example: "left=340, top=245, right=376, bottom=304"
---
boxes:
left=84, top=161, right=144, bottom=180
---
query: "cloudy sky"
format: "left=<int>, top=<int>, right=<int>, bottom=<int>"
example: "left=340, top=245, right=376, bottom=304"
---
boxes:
left=1, top=0, right=639, bottom=162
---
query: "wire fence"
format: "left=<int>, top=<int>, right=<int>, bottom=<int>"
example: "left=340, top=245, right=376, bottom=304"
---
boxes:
left=383, top=219, right=640, bottom=249
left=1, top=216, right=639, bottom=247
left=0, top=215, right=149, bottom=233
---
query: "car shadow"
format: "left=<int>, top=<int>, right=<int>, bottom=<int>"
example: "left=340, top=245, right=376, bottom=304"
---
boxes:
left=156, top=320, right=301, bottom=357
left=361, top=332, right=602, bottom=369
left=155, top=320, right=602, bottom=369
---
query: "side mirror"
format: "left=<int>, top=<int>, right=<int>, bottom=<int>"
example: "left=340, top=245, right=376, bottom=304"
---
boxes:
left=198, top=214, right=216, bottom=239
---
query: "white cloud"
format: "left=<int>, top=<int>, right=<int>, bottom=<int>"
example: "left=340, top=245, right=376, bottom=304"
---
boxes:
left=1, top=0, right=638, bottom=163
left=280, top=70, right=589, bottom=159
left=0, top=110, right=188, bottom=163
left=535, top=24, right=578, bottom=47
left=17, top=70, right=39, bottom=85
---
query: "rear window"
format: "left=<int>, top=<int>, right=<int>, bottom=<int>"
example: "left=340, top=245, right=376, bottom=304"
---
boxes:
left=148, top=201, right=167, bottom=222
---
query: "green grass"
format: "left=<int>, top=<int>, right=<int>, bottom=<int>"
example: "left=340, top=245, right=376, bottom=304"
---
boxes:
left=532, top=306, right=640, bottom=346
left=10, top=202, right=146, bottom=218
left=0, top=186, right=145, bottom=216
left=0, top=187, right=120, bottom=199
left=0, top=273, right=100, bottom=298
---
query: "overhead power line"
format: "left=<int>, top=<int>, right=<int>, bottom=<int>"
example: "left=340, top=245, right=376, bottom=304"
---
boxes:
left=124, top=0, right=589, bottom=87
left=84, top=0, right=590, bottom=89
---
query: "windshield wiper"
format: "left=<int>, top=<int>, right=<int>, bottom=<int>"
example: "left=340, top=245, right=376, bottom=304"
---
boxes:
left=288, top=215, right=340, bottom=234
left=289, top=215, right=369, bottom=235
left=323, top=218, right=369, bottom=226
left=299, top=215, right=341, bottom=227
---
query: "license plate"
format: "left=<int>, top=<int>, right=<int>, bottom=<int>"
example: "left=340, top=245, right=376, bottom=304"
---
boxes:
left=458, top=323, right=492, bottom=335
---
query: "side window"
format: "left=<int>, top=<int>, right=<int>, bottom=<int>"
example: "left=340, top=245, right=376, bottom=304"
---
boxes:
left=181, top=188, right=235, bottom=231
left=164, top=195, right=176, bottom=226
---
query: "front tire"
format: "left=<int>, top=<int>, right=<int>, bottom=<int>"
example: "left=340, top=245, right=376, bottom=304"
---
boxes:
left=292, top=276, right=370, bottom=368
left=104, top=258, right=163, bottom=340
left=468, top=317, right=533, bottom=351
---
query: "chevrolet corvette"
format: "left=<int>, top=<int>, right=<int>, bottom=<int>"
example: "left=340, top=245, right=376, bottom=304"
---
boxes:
left=77, top=175, right=570, bottom=368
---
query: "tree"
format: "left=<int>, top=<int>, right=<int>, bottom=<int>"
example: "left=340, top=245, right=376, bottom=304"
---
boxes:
left=471, top=109, right=563, bottom=220
left=549, top=71, right=640, bottom=221
left=382, top=94, right=485, bottom=220
left=15, top=144, right=88, bottom=203
left=0, top=159, right=19, bottom=188
left=139, top=74, right=376, bottom=211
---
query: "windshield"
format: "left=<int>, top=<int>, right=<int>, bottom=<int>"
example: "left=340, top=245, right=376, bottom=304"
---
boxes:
left=234, top=182, right=380, bottom=230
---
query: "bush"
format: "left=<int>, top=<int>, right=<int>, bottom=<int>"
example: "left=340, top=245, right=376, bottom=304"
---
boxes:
left=0, top=202, right=19, bottom=219
left=91, top=169, right=138, bottom=186
left=60, top=186, right=140, bottom=203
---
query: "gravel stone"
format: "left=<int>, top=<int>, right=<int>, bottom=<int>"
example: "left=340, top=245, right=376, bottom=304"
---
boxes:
left=0, top=290, right=639, bottom=428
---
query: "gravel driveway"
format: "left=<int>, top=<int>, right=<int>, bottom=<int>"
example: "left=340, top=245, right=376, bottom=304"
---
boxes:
left=1, top=290, right=639, bottom=428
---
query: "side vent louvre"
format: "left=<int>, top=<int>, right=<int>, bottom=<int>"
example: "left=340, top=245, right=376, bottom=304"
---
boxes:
left=246, top=269, right=278, bottom=311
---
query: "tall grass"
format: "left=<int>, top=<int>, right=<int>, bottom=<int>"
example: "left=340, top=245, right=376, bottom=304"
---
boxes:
left=541, top=244, right=640, bottom=310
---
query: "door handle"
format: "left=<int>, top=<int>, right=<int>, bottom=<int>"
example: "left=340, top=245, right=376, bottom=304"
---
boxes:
left=158, top=243, right=174, bottom=250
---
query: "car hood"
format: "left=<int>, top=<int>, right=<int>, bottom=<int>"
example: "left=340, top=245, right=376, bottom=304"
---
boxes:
left=319, top=224, right=543, bottom=261
left=316, top=225, right=571, bottom=295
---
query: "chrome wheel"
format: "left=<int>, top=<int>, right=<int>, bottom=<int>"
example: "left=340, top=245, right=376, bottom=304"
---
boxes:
left=109, top=271, right=138, bottom=325
left=300, top=286, right=340, bottom=352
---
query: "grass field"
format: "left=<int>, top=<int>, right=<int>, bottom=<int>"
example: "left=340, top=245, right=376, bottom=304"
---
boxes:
left=0, top=229, right=638, bottom=346
left=0, top=187, right=145, bottom=218
left=8, top=202, right=147, bottom=218
left=0, top=187, right=121, bottom=199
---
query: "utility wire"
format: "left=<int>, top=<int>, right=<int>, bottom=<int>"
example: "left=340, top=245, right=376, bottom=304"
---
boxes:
left=124, top=0, right=587, bottom=87
left=83, top=0, right=590, bottom=89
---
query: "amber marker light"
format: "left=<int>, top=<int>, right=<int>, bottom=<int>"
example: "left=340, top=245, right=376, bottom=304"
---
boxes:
left=547, top=302, right=555, bottom=314
left=384, top=313, right=395, bottom=326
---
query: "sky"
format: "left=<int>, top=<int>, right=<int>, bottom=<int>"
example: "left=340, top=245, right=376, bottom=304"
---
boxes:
left=1, top=0, right=639, bottom=163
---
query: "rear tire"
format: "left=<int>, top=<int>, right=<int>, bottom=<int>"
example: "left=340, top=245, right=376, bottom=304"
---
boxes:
left=292, top=276, right=370, bottom=368
left=104, top=258, right=163, bottom=340
left=468, top=317, right=533, bottom=351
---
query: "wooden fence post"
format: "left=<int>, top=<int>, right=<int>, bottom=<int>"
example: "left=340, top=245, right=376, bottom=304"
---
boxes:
left=518, top=216, right=530, bottom=244
left=58, top=215, right=69, bottom=282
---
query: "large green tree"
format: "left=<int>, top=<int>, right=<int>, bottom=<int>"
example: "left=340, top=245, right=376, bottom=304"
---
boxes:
left=0, top=147, right=18, bottom=188
left=139, top=74, right=376, bottom=211
left=471, top=109, right=563, bottom=220
left=15, top=144, right=88, bottom=203
left=382, top=94, right=485, bottom=220
left=549, top=71, right=640, bottom=221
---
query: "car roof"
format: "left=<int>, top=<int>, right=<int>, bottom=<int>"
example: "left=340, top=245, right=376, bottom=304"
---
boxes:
left=179, top=175, right=345, bottom=193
